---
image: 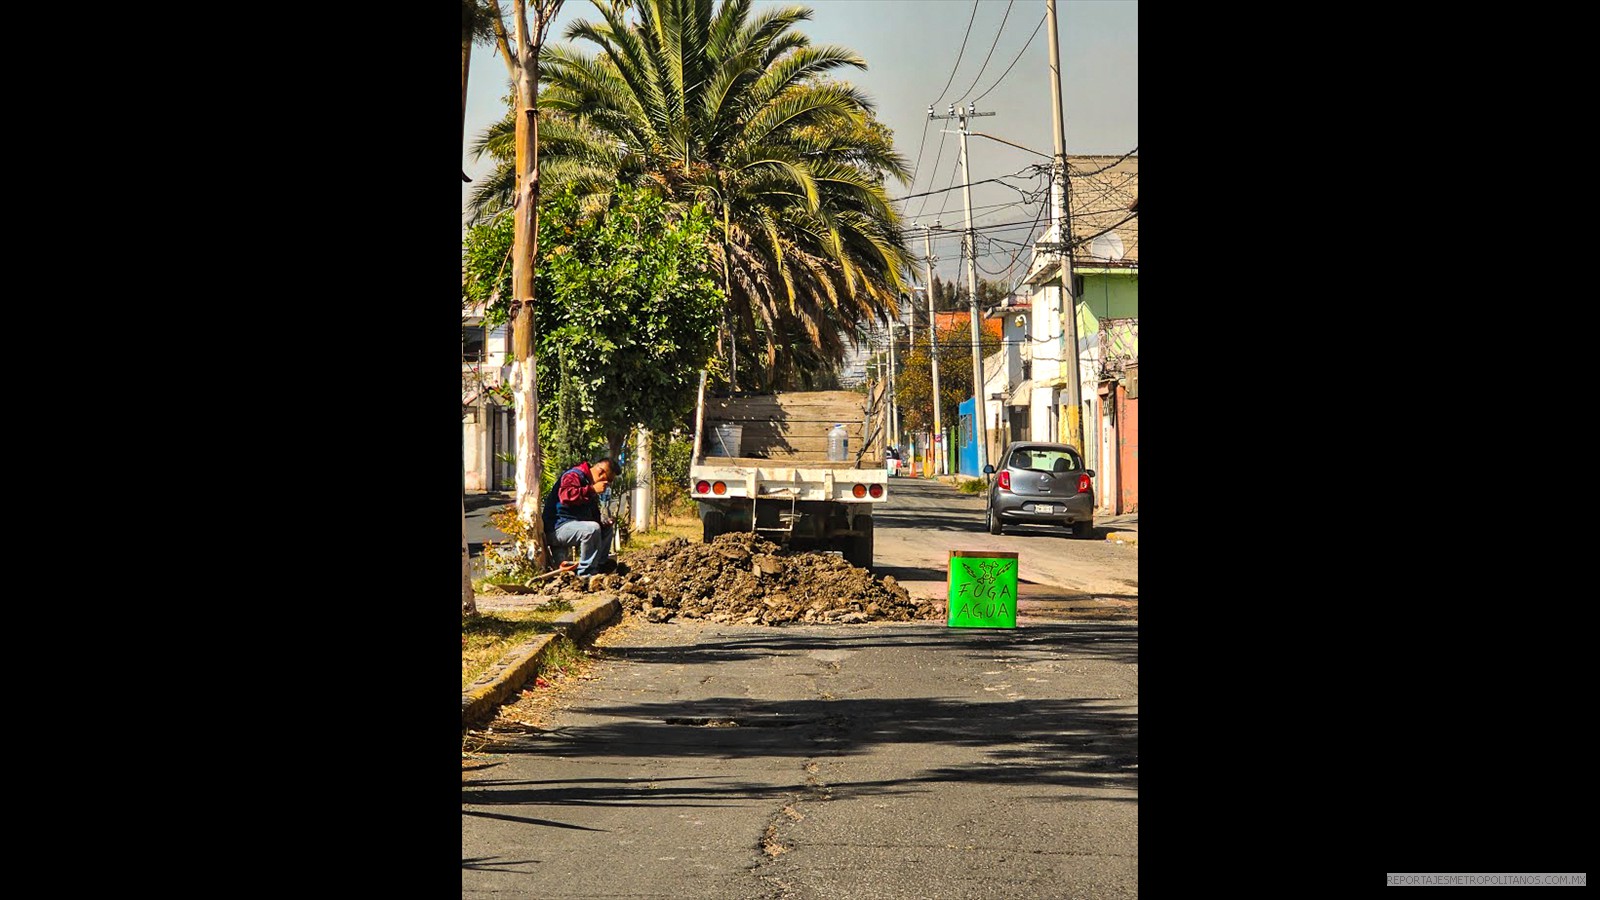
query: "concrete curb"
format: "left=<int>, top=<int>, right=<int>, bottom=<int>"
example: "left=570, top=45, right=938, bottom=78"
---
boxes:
left=1105, top=531, right=1138, bottom=545
left=462, top=593, right=620, bottom=729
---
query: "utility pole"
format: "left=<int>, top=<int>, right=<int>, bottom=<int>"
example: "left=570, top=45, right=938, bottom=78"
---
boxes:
left=932, top=101, right=995, bottom=474
left=634, top=424, right=653, bottom=533
left=1046, top=0, right=1084, bottom=451
left=903, top=290, right=916, bottom=356
left=917, top=221, right=944, bottom=474
left=887, top=321, right=900, bottom=449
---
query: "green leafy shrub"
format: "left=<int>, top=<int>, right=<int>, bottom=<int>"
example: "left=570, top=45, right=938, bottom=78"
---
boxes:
left=651, top=429, right=696, bottom=516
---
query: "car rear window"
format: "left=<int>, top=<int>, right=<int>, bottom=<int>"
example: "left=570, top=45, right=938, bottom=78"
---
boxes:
left=1011, top=448, right=1080, bottom=472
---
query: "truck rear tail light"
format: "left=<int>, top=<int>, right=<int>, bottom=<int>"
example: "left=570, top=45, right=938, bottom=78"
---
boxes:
left=998, top=471, right=1011, bottom=490
left=851, top=484, right=867, bottom=498
left=868, top=484, right=884, bottom=498
left=1077, top=474, right=1091, bottom=493
left=712, top=481, right=727, bottom=495
left=695, top=480, right=711, bottom=494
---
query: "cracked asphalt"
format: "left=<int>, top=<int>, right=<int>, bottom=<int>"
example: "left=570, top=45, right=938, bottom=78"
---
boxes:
left=462, top=616, right=1137, bottom=899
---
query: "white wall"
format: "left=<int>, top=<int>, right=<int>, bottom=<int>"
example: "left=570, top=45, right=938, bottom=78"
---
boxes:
left=1028, top=280, right=1063, bottom=442
left=464, top=408, right=486, bottom=491
left=463, top=321, right=512, bottom=493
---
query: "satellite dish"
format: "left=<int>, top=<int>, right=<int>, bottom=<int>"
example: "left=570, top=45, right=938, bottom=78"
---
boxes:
left=1089, top=232, right=1126, bottom=261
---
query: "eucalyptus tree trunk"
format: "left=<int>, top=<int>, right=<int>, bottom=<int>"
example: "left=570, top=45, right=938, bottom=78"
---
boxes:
left=462, top=492, right=476, bottom=615
left=461, top=2, right=479, bottom=616
left=496, top=0, right=564, bottom=570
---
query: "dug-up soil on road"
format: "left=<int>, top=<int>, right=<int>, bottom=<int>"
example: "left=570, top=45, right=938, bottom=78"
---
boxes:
left=532, top=532, right=939, bottom=626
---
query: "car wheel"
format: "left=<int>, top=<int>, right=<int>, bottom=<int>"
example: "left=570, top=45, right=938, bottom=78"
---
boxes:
left=987, top=502, right=1003, bottom=535
left=1072, top=519, right=1094, bottom=540
left=703, top=509, right=726, bottom=543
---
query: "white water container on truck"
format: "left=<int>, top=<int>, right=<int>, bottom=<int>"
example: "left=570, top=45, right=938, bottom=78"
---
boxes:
left=828, top=423, right=848, bottom=461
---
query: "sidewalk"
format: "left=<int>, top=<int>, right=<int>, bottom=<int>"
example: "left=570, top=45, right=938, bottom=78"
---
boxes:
left=1098, top=509, right=1138, bottom=544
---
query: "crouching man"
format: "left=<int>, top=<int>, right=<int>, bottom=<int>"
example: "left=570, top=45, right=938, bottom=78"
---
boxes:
left=550, top=457, right=617, bottom=576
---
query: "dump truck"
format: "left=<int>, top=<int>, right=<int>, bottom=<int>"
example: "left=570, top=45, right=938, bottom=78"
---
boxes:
left=688, top=376, right=888, bottom=568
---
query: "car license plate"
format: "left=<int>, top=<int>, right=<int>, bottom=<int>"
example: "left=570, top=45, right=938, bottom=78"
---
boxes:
left=1032, top=504, right=1054, bottom=514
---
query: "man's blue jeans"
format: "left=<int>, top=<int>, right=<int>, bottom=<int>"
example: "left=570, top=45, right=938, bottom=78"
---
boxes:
left=554, top=518, right=613, bottom=575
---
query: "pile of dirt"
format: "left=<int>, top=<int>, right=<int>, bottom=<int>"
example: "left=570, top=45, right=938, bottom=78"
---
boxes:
left=529, top=532, right=938, bottom=626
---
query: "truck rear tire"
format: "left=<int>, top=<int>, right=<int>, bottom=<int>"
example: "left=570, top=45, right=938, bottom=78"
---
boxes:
left=845, top=516, right=874, bottom=569
left=702, top=509, right=726, bottom=543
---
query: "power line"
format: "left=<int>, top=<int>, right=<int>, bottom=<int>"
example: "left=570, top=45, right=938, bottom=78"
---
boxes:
left=902, top=217, right=1052, bottom=235
left=1067, top=148, right=1139, bottom=177
left=913, top=0, right=982, bottom=220
left=904, top=116, right=932, bottom=200
left=905, top=202, right=1127, bottom=237
left=912, top=131, right=948, bottom=220
left=933, top=152, right=964, bottom=222
left=955, top=0, right=1014, bottom=105
left=1066, top=211, right=1139, bottom=250
left=930, top=0, right=981, bottom=108
left=889, top=169, right=1044, bottom=204
left=973, top=12, right=1047, bottom=103
left=986, top=173, right=1052, bottom=282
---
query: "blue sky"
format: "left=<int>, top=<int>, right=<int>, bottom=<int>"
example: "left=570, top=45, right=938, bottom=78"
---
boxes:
left=461, top=0, right=1137, bottom=291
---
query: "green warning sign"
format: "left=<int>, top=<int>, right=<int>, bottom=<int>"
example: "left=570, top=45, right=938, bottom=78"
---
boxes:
left=947, top=551, right=1018, bottom=628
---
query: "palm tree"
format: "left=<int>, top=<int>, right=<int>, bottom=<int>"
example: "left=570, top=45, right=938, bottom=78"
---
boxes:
left=464, top=0, right=498, bottom=146
left=468, top=0, right=913, bottom=387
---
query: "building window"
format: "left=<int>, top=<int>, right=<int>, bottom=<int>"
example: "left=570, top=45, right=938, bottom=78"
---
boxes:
left=463, top=325, right=486, bottom=362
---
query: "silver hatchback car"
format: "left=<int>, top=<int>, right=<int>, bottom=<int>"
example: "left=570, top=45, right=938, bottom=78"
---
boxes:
left=983, top=442, right=1096, bottom=538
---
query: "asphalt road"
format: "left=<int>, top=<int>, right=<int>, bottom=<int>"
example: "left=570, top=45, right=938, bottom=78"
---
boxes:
left=466, top=491, right=517, bottom=560
left=463, top=617, right=1139, bottom=899
left=872, top=478, right=1138, bottom=623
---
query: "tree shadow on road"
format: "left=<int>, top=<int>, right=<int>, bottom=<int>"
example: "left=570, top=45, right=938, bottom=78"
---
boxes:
left=593, top=624, right=1138, bottom=666
left=464, top=692, right=1135, bottom=813
left=463, top=625, right=1137, bottom=816
left=462, top=855, right=540, bottom=873
left=873, top=509, right=985, bottom=532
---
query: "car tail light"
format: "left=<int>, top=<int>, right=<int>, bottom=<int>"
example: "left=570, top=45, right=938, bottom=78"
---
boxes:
left=852, top=484, right=867, bottom=498
left=695, top=480, right=711, bottom=494
left=868, top=484, right=884, bottom=498
left=712, top=481, right=727, bottom=495
left=1077, top=474, right=1091, bottom=493
left=998, top=471, right=1011, bottom=490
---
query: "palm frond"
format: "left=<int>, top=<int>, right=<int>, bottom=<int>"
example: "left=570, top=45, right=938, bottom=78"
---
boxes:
left=743, top=44, right=867, bottom=116
left=737, top=82, right=872, bottom=150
